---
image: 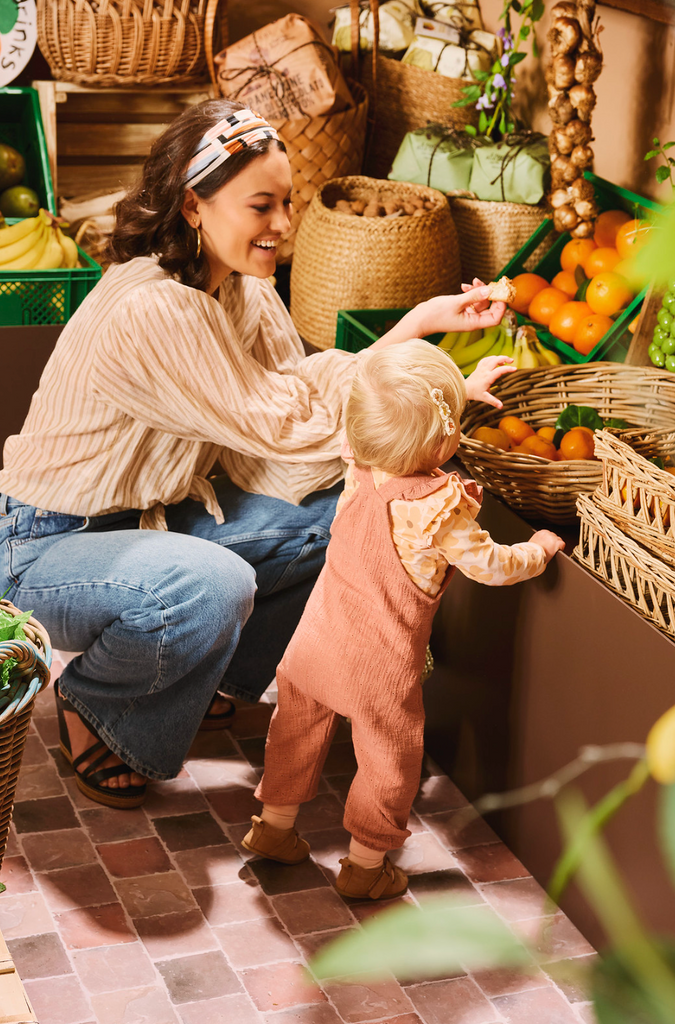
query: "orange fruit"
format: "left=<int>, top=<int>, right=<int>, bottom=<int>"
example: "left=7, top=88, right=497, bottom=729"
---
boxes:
left=528, top=287, right=569, bottom=326
left=536, top=426, right=557, bottom=444
left=548, top=300, right=593, bottom=343
left=509, top=273, right=549, bottom=315
left=559, top=427, right=596, bottom=461
left=585, top=272, right=635, bottom=316
left=472, top=426, right=511, bottom=450
left=615, top=219, right=652, bottom=260
left=499, top=415, right=535, bottom=446
left=520, top=435, right=557, bottom=460
left=593, top=210, right=632, bottom=248
left=551, top=270, right=578, bottom=299
left=582, top=247, right=621, bottom=277
left=560, top=238, right=597, bottom=273
left=572, top=313, right=614, bottom=355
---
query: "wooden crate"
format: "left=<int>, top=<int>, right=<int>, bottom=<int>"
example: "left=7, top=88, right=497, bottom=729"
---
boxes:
left=32, top=81, right=215, bottom=199
left=0, top=930, right=37, bottom=1024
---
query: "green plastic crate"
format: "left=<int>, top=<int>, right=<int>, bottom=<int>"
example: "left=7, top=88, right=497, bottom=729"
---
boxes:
left=499, top=172, right=662, bottom=364
left=336, top=308, right=445, bottom=353
left=0, top=221, right=101, bottom=326
left=0, top=87, right=56, bottom=215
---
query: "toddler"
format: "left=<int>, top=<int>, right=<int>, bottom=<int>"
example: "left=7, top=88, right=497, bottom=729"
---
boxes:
left=242, top=340, right=564, bottom=900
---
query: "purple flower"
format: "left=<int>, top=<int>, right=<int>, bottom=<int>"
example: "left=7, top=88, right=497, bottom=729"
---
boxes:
left=493, top=73, right=506, bottom=90
left=501, top=51, right=511, bottom=67
left=475, top=94, right=494, bottom=110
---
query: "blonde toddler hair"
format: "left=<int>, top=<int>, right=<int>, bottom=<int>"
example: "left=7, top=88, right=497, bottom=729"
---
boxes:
left=346, top=339, right=467, bottom=477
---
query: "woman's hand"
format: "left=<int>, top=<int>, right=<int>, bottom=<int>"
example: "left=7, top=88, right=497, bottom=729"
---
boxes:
left=370, top=279, right=505, bottom=350
left=465, top=356, right=517, bottom=409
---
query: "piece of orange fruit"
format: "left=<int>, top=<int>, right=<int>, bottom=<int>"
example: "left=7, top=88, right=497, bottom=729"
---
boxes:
left=586, top=272, right=635, bottom=316
left=548, top=300, right=593, bottom=343
left=560, top=238, right=597, bottom=273
left=572, top=313, right=614, bottom=355
left=528, top=287, right=569, bottom=326
left=615, top=219, right=652, bottom=260
left=559, top=427, right=596, bottom=461
left=536, top=426, right=557, bottom=444
left=593, top=210, right=632, bottom=248
left=472, top=426, right=511, bottom=450
left=519, top=435, right=557, bottom=460
left=551, top=270, right=578, bottom=299
left=582, top=246, right=621, bottom=277
left=499, top=415, right=535, bottom=446
left=509, top=273, right=549, bottom=315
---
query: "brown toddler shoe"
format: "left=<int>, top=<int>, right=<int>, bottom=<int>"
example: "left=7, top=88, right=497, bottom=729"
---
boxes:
left=241, top=815, right=310, bottom=865
left=335, top=856, right=408, bottom=900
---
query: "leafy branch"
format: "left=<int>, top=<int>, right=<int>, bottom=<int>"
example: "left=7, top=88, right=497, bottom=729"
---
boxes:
left=645, top=137, right=675, bottom=192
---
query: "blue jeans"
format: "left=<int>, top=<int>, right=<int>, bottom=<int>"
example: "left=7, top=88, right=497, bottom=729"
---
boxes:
left=0, top=475, right=340, bottom=780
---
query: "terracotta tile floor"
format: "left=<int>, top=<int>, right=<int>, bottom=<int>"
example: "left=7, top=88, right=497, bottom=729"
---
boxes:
left=0, top=675, right=599, bottom=1024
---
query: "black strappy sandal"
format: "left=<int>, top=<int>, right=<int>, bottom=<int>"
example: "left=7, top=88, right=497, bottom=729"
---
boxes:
left=55, top=686, right=147, bottom=809
left=198, top=692, right=236, bottom=732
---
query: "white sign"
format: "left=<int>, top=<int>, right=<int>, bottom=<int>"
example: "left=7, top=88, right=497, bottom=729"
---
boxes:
left=0, top=0, right=37, bottom=87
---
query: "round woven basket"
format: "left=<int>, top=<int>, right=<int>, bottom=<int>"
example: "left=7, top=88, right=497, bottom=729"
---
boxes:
left=447, top=195, right=553, bottom=284
left=290, top=175, right=461, bottom=351
left=271, top=82, right=369, bottom=265
left=37, top=0, right=226, bottom=87
left=459, top=364, right=675, bottom=525
left=0, top=601, right=51, bottom=869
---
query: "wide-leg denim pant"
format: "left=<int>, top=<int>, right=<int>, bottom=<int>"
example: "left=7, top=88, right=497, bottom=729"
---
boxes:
left=0, top=475, right=340, bottom=780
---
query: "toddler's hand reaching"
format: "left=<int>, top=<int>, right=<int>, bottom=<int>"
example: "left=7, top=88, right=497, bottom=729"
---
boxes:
left=465, top=355, right=517, bottom=409
left=530, top=530, right=566, bottom=563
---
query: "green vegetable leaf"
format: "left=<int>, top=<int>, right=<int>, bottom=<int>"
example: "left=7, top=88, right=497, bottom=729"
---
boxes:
left=555, top=405, right=604, bottom=433
left=654, top=138, right=661, bottom=147
left=644, top=151, right=660, bottom=161
left=309, top=897, right=531, bottom=983
left=651, top=456, right=666, bottom=469
left=664, top=142, right=675, bottom=150
left=0, top=882, right=4, bottom=894
left=0, top=609, right=33, bottom=645
left=478, top=110, right=488, bottom=133
left=593, top=945, right=675, bottom=1024
left=656, top=166, right=672, bottom=184
left=499, top=112, right=507, bottom=135
left=659, top=782, right=675, bottom=891
left=464, top=125, right=477, bottom=136
left=603, top=418, right=631, bottom=430
left=0, top=0, right=18, bottom=35
left=472, top=69, right=489, bottom=81
left=574, top=264, right=588, bottom=288
left=511, top=0, right=522, bottom=12
left=531, top=0, right=545, bottom=20
left=575, top=279, right=590, bottom=302
left=532, top=35, right=539, bottom=58
left=509, top=52, right=527, bottom=66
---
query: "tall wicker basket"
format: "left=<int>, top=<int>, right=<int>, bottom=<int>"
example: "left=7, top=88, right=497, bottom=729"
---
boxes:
left=0, top=602, right=51, bottom=869
left=290, top=175, right=461, bottom=351
left=37, top=0, right=227, bottom=87
left=447, top=194, right=552, bottom=284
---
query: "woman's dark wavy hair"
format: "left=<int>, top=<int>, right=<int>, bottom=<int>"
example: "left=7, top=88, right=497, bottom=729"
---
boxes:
left=106, top=98, right=287, bottom=292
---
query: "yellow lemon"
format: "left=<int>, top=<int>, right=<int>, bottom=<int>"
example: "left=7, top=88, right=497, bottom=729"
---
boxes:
left=646, top=704, right=675, bottom=783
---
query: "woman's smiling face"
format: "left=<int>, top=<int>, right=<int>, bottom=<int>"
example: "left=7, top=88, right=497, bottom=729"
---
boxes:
left=182, top=145, right=293, bottom=291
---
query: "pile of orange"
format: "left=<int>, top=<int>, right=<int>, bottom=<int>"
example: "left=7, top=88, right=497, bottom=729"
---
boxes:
left=473, top=416, right=598, bottom=462
left=508, top=210, right=650, bottom=356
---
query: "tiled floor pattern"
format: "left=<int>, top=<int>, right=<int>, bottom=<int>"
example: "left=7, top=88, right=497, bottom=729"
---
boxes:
left=0, top=678, right=599, bottom=1024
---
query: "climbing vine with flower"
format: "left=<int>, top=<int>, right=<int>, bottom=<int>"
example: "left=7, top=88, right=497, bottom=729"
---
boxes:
left=455, top=0, right=545, bottom=139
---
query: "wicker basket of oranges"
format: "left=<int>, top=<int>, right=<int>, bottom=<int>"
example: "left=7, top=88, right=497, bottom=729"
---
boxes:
left=459, top=363, right=675, bottom=525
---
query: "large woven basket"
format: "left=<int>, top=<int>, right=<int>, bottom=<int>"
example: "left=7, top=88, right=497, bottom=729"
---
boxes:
left=447, top=195, right=553, bottom=284
left=575, top=492, right=675, bottom=641
left=270, top=82, right=368, bottom=264
left=37, top=0, right=227, bottom=87
left=290, top=175, right=461, bottom=351
left=459, top=364, right=675, bottom=525
left=346, top=1, right=478, bottom=180
left=0, top=601, right=51, bottom=869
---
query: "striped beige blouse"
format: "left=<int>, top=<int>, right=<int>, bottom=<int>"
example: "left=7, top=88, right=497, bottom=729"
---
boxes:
left=0, top=258, right=359, bottom=529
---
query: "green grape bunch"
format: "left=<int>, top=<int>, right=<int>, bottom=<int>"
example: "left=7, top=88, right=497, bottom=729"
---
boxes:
left=648, top=286, right=675, bottom=372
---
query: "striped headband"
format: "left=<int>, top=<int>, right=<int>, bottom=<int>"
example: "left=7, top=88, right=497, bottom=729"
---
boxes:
left=184, top=109, right=280, bottom=189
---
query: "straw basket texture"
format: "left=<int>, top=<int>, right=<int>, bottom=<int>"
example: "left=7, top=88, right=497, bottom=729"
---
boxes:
left=0, top=601, right=51, bottom=869
left=290, top=175, right=461, bottom=351
left=459, top=365, right=675, bottom=525
left=271, top=82, right=368, bottom=264
left=575, top=492, right=675, bottom=641
left=592, top=428, right=675, bottom=567
left=447, top=195, right=553, bottom=283
left=37, top=0, right=227, bottom=87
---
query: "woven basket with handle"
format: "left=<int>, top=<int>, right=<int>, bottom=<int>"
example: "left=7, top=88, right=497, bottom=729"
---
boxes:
left=0, top=601, right=51, bottom=869
left=459, top=364, right=675, bottom=525
left=37, top=0, right=228, bottom=87
left=447, top=193, right=552, bottom=284
left=347, top=0, right=478, bottom=180
left=290, top=174, right=461, bottom=351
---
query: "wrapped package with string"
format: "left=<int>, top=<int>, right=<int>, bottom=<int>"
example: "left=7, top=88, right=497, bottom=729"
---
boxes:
left=215, top=13, right=353, bottom=120
left=402, top=27, right=500, bottom=79
left=468, top=133, right=551, bottom=205
left=425, top=0, right=483, bottom=30
left=388, top=125, right=475, bottom=192
left=332, top=0, right=423, bottom=53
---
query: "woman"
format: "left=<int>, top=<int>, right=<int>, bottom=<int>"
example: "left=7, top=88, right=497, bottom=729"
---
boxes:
left=0, top=99, right=506, bottom=809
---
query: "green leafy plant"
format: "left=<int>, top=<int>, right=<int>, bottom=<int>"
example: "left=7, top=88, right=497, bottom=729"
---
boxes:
left=454, top=0, right=544, bottom=139
left=645, top=139, right=675, bottom=192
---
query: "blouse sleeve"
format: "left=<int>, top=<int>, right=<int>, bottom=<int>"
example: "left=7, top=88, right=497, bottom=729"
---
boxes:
left=89, top=278, right=359, bottom=462
left=433, top=502, right=547, bottom=586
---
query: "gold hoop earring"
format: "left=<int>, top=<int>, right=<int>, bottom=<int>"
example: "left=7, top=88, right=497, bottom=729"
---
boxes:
left=194, top=225, right=202, bottom=259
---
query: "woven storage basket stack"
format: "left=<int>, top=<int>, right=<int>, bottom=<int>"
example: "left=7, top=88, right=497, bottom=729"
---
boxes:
left=290, top=175, right=461, bottom=351
left=0, top=601, right=51, bottom=869
left=459, top=364, right=675, bottom=525
left=574, top=428, right=675, bottom=640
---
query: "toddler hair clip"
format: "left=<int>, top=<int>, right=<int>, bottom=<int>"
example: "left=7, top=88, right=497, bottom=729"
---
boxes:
left=431, top=388, right=455, bottom=437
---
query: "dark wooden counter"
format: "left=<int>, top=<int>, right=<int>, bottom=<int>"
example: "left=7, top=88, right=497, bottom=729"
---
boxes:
left=423, top=487, right=675, bottom=949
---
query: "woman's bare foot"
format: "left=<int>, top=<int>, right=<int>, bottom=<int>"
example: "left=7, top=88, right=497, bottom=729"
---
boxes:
left=62, top=707, right=147, bottom=789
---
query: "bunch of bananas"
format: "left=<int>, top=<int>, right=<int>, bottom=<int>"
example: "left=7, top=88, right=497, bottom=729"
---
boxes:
left=0, top=210, right=79, bottom=272
left=439, top=317, right=561, bottom=373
